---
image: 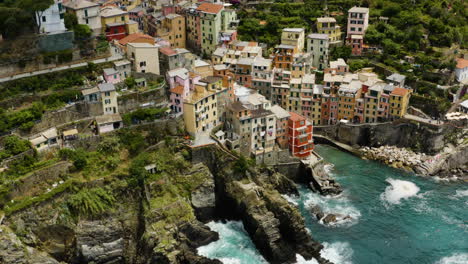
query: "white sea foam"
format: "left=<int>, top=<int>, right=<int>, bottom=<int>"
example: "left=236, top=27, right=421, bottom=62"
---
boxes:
left=303, top=190, right=361, bottom=226
left=435, top=253, right=468, bottom=264
left=380, top=178, right=420, bottom=205
left=282, top=194, right=299, bottom=206
left=320, top=242, right=354, bottom=264
left=219, top=258, right=241, bottom=264
left=295, top=254, right=320, bottom=264
left=454, top=189, right=468, bottom=198
left=324, top=164, right=335, bottom=175
left=295, top=241, right=353, bottom=264
left=197, top=221, right=268, bottom=264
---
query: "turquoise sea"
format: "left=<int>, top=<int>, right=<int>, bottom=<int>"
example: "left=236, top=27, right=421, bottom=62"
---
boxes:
left=198, top=145, right=468, bottom=264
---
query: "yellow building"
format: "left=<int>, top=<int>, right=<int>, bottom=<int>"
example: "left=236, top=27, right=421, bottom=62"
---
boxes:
left=337, top=80, right=362, bottom=121
left=317, top=17, right=341, bottom=44
left=183, top=78, right=220, bottom=134
left=156, top=14, right=186, bottom=48
left=281, top=28, right=305, bottom=52
left=100, top=6, right=138, bottom=35
left=126, top=42, right=160, bottom=75
left=363, top=83, right=384, bottom=123
left=389, top=87, right=411, bottom=118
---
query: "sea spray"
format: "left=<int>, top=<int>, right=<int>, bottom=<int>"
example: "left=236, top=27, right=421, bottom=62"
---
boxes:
left=197, top=221, right=268, bottom=264
left=380, top=178, right=420, bottom=205
left=301, top=189, right=361, bottom=226
left=435, top=253, right=468, bottom=264
left=294, top=241, right=353, bottom=264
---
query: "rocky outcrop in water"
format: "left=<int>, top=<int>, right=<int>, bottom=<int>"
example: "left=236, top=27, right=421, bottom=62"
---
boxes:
left=211, top=162, right=332, bottom=264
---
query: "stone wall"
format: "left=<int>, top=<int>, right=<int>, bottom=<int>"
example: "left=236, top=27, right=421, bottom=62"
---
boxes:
left=8, top=161, right=71, bottom=200
left=118, top=89, right=168, bottom=113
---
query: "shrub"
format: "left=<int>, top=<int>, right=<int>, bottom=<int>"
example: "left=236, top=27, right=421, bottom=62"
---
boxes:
left=67, top=187, right=115, bottom=217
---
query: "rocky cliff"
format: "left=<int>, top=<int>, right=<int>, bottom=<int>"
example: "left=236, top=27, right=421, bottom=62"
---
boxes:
left=314, top=120, right=459, bottom=154
left=1, top=142, right=331, bottom=264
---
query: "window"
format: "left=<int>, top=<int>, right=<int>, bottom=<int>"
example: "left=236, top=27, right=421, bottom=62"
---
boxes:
left=105, top=92, right=110, bottom=96
left=42, top=16, right=46, bottom=22
left=121, top=16, right=125, bottom=21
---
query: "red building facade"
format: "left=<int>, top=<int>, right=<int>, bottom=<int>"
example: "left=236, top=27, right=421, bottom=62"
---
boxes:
left=288, top=112, right=314, bottom=159
left=105, top=23, right=127, bottom=41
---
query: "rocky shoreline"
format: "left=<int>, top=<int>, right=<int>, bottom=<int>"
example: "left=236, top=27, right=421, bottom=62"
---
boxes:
left=360, top=145, right=429, bottom=171
left=359, top=144, right=468, bottom=181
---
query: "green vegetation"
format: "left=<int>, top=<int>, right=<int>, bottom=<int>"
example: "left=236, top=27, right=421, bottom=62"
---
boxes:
left=0, top=0, right=54, bottom=38
left=232, top=155, right=256, bottom=174
left=58, top=148, right=89, bottom=171
left=0, top=67, right=88, bottom=100
left=122, top=107, right=169, bottom=125
left=3, top=179, right=76, bottom=216
left=0, top=103, right=45, bottom=133
left=0, top=135, right=31, bottom=161
left=67, top=187, right=115, bottom=217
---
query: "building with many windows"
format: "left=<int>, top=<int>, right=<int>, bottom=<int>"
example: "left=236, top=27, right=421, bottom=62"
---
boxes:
left=346, top=6, right=369, bottom=56
left=306, top=33, right=329, bottom=70
left=288, top=112, right=314, bottom=159
left=316, top=17, right=341, bottom=45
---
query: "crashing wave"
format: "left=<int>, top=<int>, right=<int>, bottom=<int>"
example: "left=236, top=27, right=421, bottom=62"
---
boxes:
left=380, top=178, right=420, bottom=205
left=197, top=221, right=268, bottom=264
left=435, top=253, right=468, bottom=264
left=295, top=241, right=353, bottom=264
left=303, top=190, right=361, bottom=226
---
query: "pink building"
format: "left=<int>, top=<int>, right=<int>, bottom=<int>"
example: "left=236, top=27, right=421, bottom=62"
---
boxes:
left=166, top=68, right=201, bottom=114
left=346, top=6, right=369, bottom=56
left=103, top=68, right=121, bottom=84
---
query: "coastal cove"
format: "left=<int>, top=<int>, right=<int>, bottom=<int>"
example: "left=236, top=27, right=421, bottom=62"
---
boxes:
left=198, top=145, right=468, bottom=264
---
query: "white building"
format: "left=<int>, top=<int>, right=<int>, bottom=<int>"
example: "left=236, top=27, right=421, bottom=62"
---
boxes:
left=307, top=33, right=329, bottom=71
left=63, top=0, right=102, bottom=34
left=36, top=0, right=67, bottom=34
left=127, top=42, right=160, bottom=75
left=455, top=58, right=468, bottom=83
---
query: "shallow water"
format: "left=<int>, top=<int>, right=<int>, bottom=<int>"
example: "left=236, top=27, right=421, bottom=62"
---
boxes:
left=198, top=145, right=468, bottom=264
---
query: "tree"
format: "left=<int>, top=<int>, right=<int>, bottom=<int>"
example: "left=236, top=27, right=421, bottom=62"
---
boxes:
left=64, top=12, right=78, bottom=30
left=16, top=0, right=54, bottom=33
left=125, top=77, right=136, bottom=89
left=74, top=24, right=92, bottom=40
left=330, top=46, right=352, bottom=61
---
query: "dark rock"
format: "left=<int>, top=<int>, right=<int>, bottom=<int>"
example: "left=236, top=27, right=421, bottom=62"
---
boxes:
left=179, top=221, right=219, bottom=249
left=34, top=224, right=76, bottom=262
left=73, top=219, right=125, bottom=264
left=191, top=166, right=216, bottom=222
left=322, top=214, right=337, bottom=225
left=310, top=205, right=324, bottom=220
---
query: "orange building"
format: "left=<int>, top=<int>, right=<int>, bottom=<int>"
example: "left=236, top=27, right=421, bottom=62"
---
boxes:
left=272, top=44, right=296, bottom=70
left=288, top=112, right=314, bottom=159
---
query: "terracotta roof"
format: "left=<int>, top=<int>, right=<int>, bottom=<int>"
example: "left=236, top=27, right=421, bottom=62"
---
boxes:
left=289, top=111, right=306, bottom=122
left=118, top=33, right=154, bottom=46
left=456, top=58, right=468, bottom=69
left=391, top=87, right=410, bottom=96
left=170, top=85, right=185, bottom=95
left=196, top=3, right=223, bottom=14
left=159, top=46, right=177, bottom=56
